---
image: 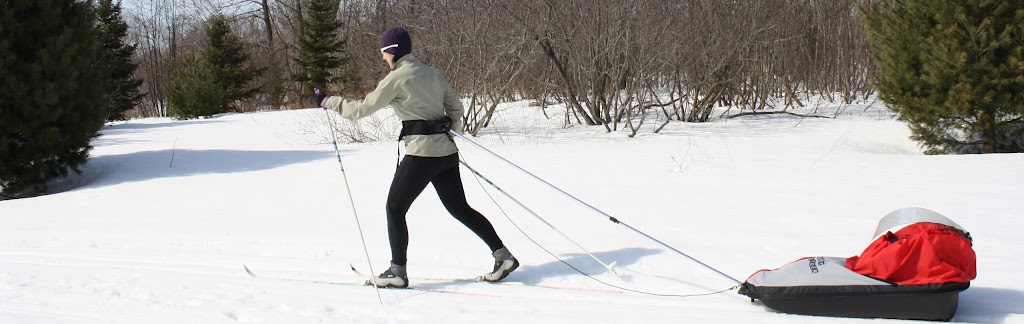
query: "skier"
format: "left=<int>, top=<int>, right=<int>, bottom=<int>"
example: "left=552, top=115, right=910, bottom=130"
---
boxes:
left=315, top=27, right=519, bottom=288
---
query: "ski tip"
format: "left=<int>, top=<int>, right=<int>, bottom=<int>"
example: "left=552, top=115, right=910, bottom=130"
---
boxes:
left=607, top=261, right=623, bottom=276
left=349, top=263, right=362, bottom=276
left=243, top=264, right=256, bottom=277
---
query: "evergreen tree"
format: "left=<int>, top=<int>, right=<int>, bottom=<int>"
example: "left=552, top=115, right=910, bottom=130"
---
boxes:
left=293, top=0, right=356, bottom=101
left=861, top=0, right=1024, bottom=154
left=168, top=15, right=262, bottom=119
left=96, top=0, right=143, bottom=121
left=205, top=15, right=262, bottom=114
left=167, top=54, right=222, bottom=120
left=0, top=0, right=107, bottom=198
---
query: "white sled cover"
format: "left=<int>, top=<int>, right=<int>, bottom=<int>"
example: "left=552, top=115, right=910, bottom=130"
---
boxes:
left=744, top=256, right=890, bottom=287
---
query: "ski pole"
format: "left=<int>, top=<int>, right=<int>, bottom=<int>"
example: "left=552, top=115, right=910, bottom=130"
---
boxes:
left=323, top=108, right=383, bottom=303
left=451, top=130, right=741, bottom=285
left=459, top=159, right=619, bottom=273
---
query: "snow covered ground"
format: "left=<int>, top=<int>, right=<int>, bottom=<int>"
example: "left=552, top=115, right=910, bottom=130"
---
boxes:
left=1, top=100, right=1021, bottom=323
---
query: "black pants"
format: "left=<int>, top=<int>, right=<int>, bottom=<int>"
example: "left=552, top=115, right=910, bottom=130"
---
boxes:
left=386, top=153, right=504, bottom=266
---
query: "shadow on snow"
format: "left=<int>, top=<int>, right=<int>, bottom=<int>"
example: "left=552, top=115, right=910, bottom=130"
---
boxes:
left=954, top=286, right=1024, bottom=323
left=510, top=247, right=661, bottom=284
left=46, top=148, right=338, bottom=194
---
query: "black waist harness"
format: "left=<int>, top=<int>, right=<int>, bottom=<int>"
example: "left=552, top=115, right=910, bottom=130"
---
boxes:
left=398, top=118, right=452, bottom=140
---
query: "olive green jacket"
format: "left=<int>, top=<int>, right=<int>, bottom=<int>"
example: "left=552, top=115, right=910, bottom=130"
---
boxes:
left=323, top=54, right=462, bottom=157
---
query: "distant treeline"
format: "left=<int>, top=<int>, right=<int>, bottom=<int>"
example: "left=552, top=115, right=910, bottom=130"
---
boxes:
left=127, top=0, right=874, bottom=135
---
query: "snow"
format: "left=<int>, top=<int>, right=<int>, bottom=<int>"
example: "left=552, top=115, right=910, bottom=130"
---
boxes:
left=1, top=100, right=1022, bottom=323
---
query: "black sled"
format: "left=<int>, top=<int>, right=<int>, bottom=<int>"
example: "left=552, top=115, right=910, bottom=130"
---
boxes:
left=738, top=207, right=975, bottom=321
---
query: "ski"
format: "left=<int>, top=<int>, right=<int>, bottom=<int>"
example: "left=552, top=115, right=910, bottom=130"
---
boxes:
left=243, top=264, right=500, bottom=297
left=349, top=263, right=622, bottom=294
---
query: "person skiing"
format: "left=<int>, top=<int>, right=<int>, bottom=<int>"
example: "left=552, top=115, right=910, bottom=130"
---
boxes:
left=315, top=27, right=519, bottom=288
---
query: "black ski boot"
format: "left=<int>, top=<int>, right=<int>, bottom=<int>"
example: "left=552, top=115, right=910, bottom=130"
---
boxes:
left=479, top=247, right=519, bottom=282
left=366, top=263, right=408, bottom=288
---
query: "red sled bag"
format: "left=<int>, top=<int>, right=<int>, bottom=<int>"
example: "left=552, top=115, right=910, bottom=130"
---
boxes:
left=738, top=207, right=975, bottom=321
left=846, top=222, right=976, bottom=285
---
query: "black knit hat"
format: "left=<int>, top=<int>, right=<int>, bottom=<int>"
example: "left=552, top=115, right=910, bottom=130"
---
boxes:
left=380, top=27, right=412, bottom=61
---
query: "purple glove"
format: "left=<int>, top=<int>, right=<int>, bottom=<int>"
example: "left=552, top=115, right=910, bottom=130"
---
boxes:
left=314, top=88, right=331, bottom=108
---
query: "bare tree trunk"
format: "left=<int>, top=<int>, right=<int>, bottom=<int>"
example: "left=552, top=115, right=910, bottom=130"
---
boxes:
left=537, top=37, right=597, bottom=126
left=261, top=0, right=284, bottom=108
